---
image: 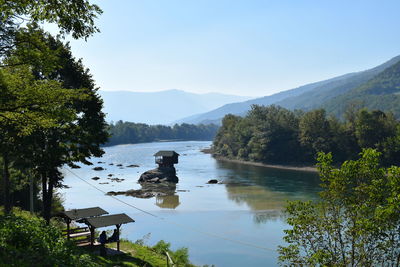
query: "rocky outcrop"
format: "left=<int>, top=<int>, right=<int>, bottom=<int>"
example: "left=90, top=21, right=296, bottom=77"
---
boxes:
left=138, top=167, right=178, bottom=183
left=107, top=182, right=176, bottom=199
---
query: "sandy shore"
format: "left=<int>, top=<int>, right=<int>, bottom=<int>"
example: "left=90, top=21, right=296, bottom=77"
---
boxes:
left=213, top=155, right=318, bottom=173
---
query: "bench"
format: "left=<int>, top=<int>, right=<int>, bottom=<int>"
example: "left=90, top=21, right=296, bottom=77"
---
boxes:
left=63, top=227, right=91, bottom=244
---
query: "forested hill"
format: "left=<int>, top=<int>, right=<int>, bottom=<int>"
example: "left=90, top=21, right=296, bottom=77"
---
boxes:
left=106, top=121, right=219, bottom=146
left=177, top=55, right=400, bottom=124
left=213, top=105, right=400, bottom=166
left=323, top=60, right=400, bottom=118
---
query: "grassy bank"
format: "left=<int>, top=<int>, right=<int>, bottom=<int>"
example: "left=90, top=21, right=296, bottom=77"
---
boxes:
left=0, top=208, right=202, bottom=266
left=214, top=156, right=317, bottom=172
left=202, top=147, right=317, bottom=172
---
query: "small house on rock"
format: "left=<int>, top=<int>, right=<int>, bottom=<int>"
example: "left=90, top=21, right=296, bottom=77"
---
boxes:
left=139, top=151, right=180, bottom=184
left=154, top=150, right=179, bottom=168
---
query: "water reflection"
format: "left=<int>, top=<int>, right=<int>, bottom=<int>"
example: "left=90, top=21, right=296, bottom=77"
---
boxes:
left=253, top=210, right=285, bottom=224
left=216, top=160, right=321, bottom=224
left=155, top=194, right=180, bottom=209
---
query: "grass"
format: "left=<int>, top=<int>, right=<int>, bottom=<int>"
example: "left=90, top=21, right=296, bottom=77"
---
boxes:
left=89, top=240, right=169, bottom=267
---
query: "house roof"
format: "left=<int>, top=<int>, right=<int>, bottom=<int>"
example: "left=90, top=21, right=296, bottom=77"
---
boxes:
left=81, top=213, right=135, bottom=228
left=153, top=150, right=180, bottom=157
left=61, top=207, right=108, bottom=220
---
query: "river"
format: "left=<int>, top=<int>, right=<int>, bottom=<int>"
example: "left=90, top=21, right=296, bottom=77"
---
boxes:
left=60, top=141, right=320, bottom=266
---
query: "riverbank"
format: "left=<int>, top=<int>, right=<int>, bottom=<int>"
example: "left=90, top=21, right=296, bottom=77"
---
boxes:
left=213, top=155, right=317, bottom=173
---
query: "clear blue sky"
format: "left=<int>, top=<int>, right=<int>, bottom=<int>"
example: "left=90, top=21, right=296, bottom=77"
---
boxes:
left=67, top=0, right=400, bottom=97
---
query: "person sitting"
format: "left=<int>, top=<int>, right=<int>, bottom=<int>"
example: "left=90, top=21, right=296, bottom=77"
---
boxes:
left=107, top=229, right=119, bottom=243
left=99, top=231, right=107, bottom=245
left=98, top=231, right=107, bottom=256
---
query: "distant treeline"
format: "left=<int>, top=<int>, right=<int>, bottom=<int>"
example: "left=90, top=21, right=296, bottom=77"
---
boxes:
left=107, top=121, right=220, bottom=146
left=213, top=105, right=400, bottom=166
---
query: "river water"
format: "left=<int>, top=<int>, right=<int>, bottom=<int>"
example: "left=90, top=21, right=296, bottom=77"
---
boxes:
left=60, top=141, right=320, bottom=266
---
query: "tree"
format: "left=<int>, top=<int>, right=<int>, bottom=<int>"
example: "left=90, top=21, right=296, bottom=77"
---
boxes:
left=0, top=0, right=102, bottom=60
left=22, top=34, right=108, bottom=222
left=0, top=0, right=103, bottom=215
left=279, top=149, right=400, bottom=266
left=355, top=109, right=397, bottom=149
left=0, top=65, right=81, bottom=214
left=299, top=109, right=333, bottom=157
left=246, top=105, right=300, bottom=163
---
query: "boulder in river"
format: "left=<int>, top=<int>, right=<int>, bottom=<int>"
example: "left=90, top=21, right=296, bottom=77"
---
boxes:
left=127, top=164, right=140, bottom=168
left=91, top=177, right=100, bottom=181
left=139, top=166, right=178, bottom=183
left=107, top=182, right=176, bottom=199
left=207, top=179, right=218, bottom=184
left=93, top=166, right=104, bottom=171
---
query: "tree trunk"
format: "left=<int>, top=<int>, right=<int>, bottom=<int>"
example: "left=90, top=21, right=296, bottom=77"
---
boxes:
left=42, top=170, right=55, bottom=224
left=41, top=171, right=49, bottom=222
left=3, top=153, right=11, bottom=214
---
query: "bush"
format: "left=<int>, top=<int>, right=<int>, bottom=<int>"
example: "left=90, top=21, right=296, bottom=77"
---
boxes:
left=279, top=149, right=400, bottom=266
left=0, top=211, right=95, bottom=266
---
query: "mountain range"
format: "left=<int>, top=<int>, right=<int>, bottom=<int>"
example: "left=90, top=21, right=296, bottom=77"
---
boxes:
left=98, top=89, right=252, bottom=125
left=177, top=55, right=400, bottom=124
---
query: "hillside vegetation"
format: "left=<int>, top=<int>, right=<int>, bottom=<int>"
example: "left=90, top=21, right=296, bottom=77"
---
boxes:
left=178, top=55, right=400, bottom=124
left=213, top=105, right=400, bottom=166
left=324, top=60, right=400, bottom=118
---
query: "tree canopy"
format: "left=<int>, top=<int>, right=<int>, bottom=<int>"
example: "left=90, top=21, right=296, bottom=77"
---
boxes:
left=279, top=149, right=400, bottom=266
left=213, top=105, right=400, bottom=166
left=0, top=1, right=106, bottom=220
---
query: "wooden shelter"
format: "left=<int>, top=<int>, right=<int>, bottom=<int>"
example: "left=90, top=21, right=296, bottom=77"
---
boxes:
left=78, top=213, right=135, bottom=251
left=58, top=207, right=108, bottom=241
left=154, top=150, right=179, bottom=167
left=58, top=207, right=134, bottom=251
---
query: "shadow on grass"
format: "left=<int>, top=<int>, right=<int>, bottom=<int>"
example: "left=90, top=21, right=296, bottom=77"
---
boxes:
left=81, top=245, right=155, bottom=267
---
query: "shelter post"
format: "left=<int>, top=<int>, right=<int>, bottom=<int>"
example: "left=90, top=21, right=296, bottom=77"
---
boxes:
left=66, top=218, right=71, bottom=240
left=90, top=226, right=95, bottom=246
left=116, top=224, right=121, bottom=251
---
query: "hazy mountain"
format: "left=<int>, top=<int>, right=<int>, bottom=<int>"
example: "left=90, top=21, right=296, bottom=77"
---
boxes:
left=98, top=89, right=253, bottom=124
left=177, top=55, right=400, bottom=124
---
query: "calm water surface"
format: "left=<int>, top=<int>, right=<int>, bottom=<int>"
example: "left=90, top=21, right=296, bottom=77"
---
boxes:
left=61, top=141, right=320, bottom=266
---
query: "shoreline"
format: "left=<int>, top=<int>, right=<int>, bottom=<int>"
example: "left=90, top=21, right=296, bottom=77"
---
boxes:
left=212, top=155, right=318, bottom=173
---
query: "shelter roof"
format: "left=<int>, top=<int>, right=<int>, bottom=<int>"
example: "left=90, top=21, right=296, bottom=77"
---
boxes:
left=81, top=213, right=135, bottom=228
left=153, top=150, right=179, bottom=157
left=61, top=207, right=108, bottom=220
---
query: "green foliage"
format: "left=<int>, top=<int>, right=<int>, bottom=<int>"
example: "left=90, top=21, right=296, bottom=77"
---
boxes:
left=171, top=247, right=191, bottom=266
left=0, top=1, right=107, bottom=218
left=278, top=149, right=400, bottom=266
left=0, top=209, right=95, bottom=266
left=151, top=240, right=194, bottom=267
left=107, top=121, right=219, bottom=146
left=324, top=60, right=400, bottom=119
left=1, top=0, right=102, bottom=58
left=214, top=105, right=302, bottom=164
left=152, top=239, right=171, bottom=254
left=214, top=105, right=400, bottom=166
